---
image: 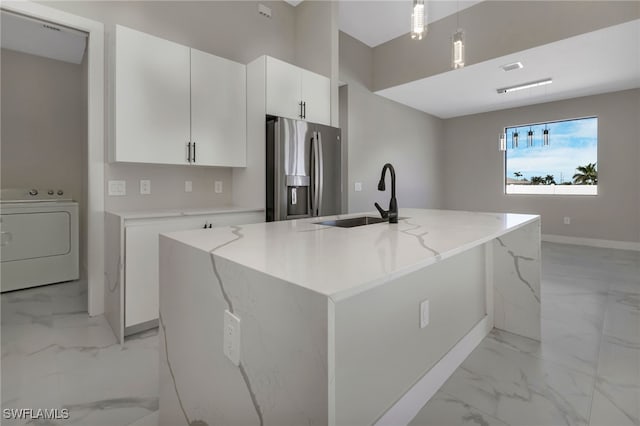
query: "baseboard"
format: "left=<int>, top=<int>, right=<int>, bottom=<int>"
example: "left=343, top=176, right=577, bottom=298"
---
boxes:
left=542, top=234, right=640, bottom=251
left=374, top=315, right=492, bottom=426
left=125, top=319, right=159, bottom=337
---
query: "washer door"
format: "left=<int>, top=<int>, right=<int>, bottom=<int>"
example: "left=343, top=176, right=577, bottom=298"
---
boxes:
left=0, top=211, right=71, bottom=262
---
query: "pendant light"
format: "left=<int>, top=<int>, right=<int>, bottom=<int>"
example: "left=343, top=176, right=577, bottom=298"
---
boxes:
left=451, top=1, right=465, bottom=69
left=452, top=30, right=465, bottom=69
left=527, top=127, right=534, bottom=147
left=512, top=129, right=519, bottom=149
left=543, top=125, right=550, bottom=146
left=411, top=0, right=426, bottom=40
left=499, top=131, right=507, bottom=151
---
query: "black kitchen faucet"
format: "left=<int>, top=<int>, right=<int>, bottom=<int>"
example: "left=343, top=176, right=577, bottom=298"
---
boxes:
left=374, top=163, right=398, bottom=224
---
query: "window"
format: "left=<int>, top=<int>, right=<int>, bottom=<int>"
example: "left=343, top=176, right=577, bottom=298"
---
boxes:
left=505, top=117, right=598, bottom=195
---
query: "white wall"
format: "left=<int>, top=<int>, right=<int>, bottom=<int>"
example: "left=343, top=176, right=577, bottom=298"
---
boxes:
left=339, top=31, right=444, bottom=213
left=345, top=84, right=444, bottom=213
left=1, top=48, right=88, bottom=267
left=443, top=89, right=640, bottom=243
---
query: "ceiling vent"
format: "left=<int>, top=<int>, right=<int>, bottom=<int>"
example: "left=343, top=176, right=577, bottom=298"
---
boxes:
left=500, top=62, right=524, bottom=72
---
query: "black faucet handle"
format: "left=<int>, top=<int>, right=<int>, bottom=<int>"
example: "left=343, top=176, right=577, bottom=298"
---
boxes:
left=374, top=202, right=389, bottom=219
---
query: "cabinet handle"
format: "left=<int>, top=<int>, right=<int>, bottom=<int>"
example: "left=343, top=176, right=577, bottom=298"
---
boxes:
left=193, top=142, right=196, bottom=163
left=303, top=101, right=306, bottom=119
left=187, top=142, right=192, bottom=163
left=299, top=101, right=303, bottom=119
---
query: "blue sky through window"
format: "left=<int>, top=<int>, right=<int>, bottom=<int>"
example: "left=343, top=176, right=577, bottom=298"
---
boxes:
left=505, top=117, right=598, bottom=184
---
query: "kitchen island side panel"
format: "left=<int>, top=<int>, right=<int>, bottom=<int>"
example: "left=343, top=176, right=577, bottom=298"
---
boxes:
left=493, top=220, right=541, bottom=340
left=333, top=245, right=486, bottom=426
left=159, top=235, right=328, bottom=426
left=104, top=212, right=124, bottom=343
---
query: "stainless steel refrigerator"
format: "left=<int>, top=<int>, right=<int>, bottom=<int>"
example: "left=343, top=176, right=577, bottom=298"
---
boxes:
left=266, top=116, right=342, bottom=222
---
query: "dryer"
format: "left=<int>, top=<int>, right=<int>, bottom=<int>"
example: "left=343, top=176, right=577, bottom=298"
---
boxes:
left=0, top=188, right=79, bottom=292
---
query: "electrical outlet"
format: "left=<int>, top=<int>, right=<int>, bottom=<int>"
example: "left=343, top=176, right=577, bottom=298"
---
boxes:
left=139, top=179, right=151, bottom=195
left=563, top=216, right=571, bottom=225
left=223, top=310, right=241, bottom=366
left=354, top=182, right=362, bottom=192
left=214, top=181, right=223, bottom=194
left=420, top=300, right=430, bottom=328
left=108, top=180, right=126, bottom=196
left=185, top=181, right=193, bottom=193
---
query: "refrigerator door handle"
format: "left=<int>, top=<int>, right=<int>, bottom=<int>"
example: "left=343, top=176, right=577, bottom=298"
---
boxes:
left=310, top=132, right=320, bottom=216
left=309, top=132, right=315, bottom=215
left=317, top=131, right=324, bottom=216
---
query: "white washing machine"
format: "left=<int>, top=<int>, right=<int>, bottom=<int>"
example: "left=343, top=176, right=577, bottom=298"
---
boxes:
left=0, top=188, right=79, bottom=292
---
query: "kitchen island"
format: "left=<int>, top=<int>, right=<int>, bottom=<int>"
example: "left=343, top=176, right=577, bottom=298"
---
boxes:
left=158, top=208, right=540, bottom=426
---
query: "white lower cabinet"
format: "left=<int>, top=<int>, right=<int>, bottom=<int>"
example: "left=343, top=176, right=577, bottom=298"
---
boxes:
left=124, top=219, right=197, bottom=329
left=105, top=209, right=263, bottom=341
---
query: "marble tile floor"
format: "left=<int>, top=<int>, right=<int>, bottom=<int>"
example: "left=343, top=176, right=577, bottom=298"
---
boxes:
left=1, top=279, right=158, bottom=426
left=411, top=243, right=640, bottom=426
left=1, top=242, right=638, bottom=426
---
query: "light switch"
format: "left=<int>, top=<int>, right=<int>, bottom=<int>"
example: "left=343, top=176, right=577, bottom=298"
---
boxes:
left=215, top=181, right=223, bottom=194
left=185, top=181, right=193, bottom=193
left=139, top=180, right=151, bottom=195
left=108, top=180, right=126, bottom=196
left=354, top=182, right=362, bottom=192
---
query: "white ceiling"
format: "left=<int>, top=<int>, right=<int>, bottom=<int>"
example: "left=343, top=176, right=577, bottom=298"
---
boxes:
left=285, top=0, right=482, bottom=47
left=1, top=10, right=87, bottom=64
left=376, top=19, right=640, bottom=119
left=339, top=0, right=482, bottom=47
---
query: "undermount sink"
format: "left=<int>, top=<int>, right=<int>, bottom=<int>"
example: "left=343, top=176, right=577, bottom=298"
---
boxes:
left=315, top=216, right=388, bottom=228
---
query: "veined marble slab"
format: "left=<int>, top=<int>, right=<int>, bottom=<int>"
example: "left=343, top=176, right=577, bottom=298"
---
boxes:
left=158, top=209, right=541, bottom=425
left=163, top=208, right=539, bottom=301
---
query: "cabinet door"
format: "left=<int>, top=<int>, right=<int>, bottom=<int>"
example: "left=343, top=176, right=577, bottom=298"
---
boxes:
left=124, top=217, right=202, bottom=328
left=114, top=25, right=191, bottom=164
left=123, top=213, right=263, bottom=330
left=301, top=69, right=331, bottom=125
left=191, top=49, right=247, bottom=167
left=265, top=56, right=302, bottom=120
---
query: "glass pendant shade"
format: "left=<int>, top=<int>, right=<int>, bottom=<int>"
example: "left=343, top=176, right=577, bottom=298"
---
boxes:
left=512, top=131, right=519, bottom=149
left=543, top=128, right=550, bottom=146
left=452, top=29, right=465, bottom=69
left=499, top=131, right=506, bottom=151
left=527, top=129, right=534, bottom=147
left=411, top=0, right=426, bottom=40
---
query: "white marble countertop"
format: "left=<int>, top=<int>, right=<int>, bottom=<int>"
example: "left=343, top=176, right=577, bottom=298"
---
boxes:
left=106, top=205, right=264, bottom=220
left=162, top=208, right=539, bottom=301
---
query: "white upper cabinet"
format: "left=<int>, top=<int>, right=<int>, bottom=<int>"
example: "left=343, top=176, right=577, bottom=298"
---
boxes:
left=111, top=25, right=247, bottom=167
left=191, top=49, right=246, bottom=167
left=265, top=56, right=331, bottom=126
left=114, top=25, right=191, bottom=164
left=300, top=69, right=331, bottom=125
left=265, top=56, right=302, bottom=121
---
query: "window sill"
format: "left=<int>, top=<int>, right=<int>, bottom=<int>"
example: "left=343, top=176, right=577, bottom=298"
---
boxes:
left=505, top=185, right=598, bottom=196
